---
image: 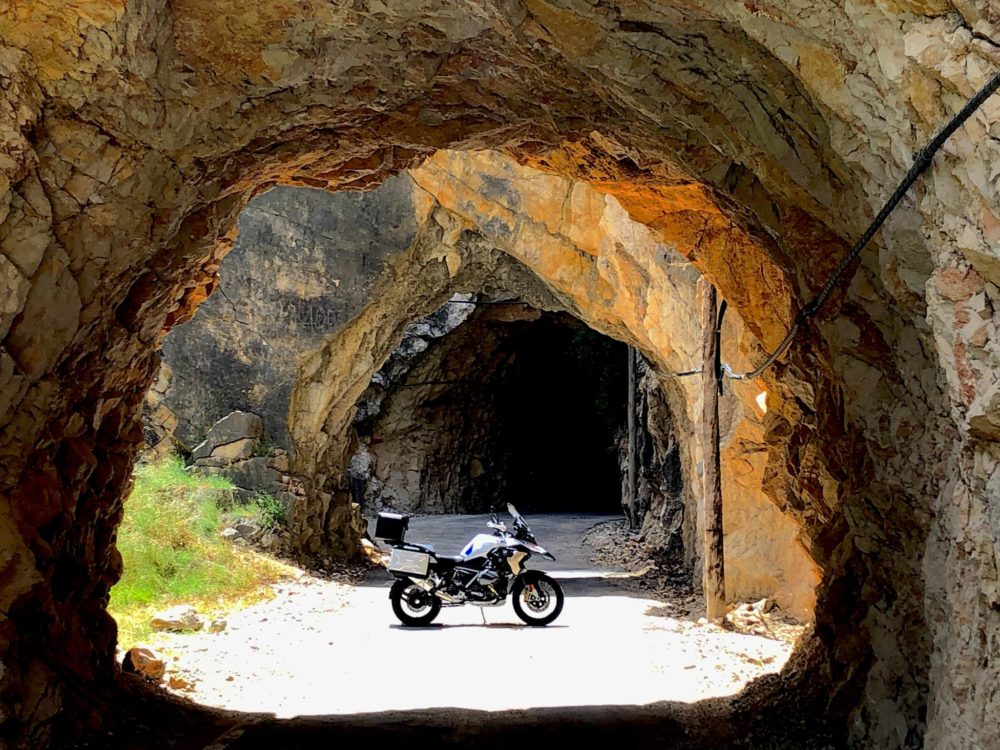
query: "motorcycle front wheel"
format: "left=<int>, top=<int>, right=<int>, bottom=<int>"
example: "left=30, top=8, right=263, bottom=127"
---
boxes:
left=511, top=574, right=564, bottom=626
left=390, top=579, right=442, bottom=626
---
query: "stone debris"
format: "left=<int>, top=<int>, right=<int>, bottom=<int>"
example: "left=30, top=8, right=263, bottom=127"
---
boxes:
left=583, top=520, right=700, bottom=616
left=150, top=606, right=206, bottom=633
left=229, top=520, right=262, bottom=541
left=191, top=412, right=263, bottom=462
left=167, top=675, right=194, bottom=692
left=584, top=521, right=806, bottom=644
left=313, top=558, right=379, bottom=586
left=120, top=648, right=165, bottom=682
left=720, top=599, right=804, bottom=644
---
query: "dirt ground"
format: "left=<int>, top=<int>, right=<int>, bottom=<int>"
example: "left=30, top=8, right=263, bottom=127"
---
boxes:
left=136, top=515, right=805, bottom=717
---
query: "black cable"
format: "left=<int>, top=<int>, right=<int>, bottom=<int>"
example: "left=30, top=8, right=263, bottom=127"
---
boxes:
left=726, top=66, right=1000, bottom=380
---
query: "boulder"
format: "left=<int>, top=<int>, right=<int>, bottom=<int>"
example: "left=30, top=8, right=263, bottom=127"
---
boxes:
left=150, top=605, right=205, bottom=632
left=225, top=457, right=283, bottom=496
left=208, top=437, right=257, bottom=462
left=191, top=411, right=263, bottom=462
left=121, top=647, right=166, bottom=681
left=223, top=520, right=262, bottom=540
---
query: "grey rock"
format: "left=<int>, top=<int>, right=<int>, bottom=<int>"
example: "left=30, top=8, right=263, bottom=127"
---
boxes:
left=153, top=178, right=421, bottom=450
left=150, top=605, right=205, bottom=632
left=225, top=457, right=283, bottom=496
left=191, top=411, right=263, bottom=462
left=232, top=520, right=261, bottom=540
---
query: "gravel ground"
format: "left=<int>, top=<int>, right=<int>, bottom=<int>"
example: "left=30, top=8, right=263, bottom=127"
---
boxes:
left=583, top=519, right=806, bottom=642
left=133, top=514, right=804, bottom=715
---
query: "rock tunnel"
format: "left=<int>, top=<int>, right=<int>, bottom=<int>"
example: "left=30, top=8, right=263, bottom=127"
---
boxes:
left=350, top=303, right=632, bottom=517
left=1, top=2, right=999, bottom=748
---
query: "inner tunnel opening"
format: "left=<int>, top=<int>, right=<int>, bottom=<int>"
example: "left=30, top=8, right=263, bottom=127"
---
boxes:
left=350, top=302, right=630, bottom=517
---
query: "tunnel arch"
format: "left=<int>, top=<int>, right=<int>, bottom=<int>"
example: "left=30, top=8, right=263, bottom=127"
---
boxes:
left=1, top=3, right=997, bottom=748
left=349, top=303, right=634, bottom=517
left=277, top=157, right=818, bottom=620
left=0, top=117, right=898, bottom=750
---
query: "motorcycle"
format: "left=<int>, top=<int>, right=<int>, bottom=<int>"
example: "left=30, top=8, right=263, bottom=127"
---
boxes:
left=375, top=503, right=565, bottom=627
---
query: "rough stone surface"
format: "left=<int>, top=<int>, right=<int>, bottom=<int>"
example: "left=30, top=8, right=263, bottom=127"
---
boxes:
left=0, top=2, right=998, bottom=748
left=353, top=306, right=629, bottom=517
left=190, top=411, right=263, bottom=462
left=158, top=178, right=420, bottom=449
left=150, top=606, right=205, bottom=633
left=622, top=356, right=686, bottom=563
left=150, top=175, right=814, bottom=619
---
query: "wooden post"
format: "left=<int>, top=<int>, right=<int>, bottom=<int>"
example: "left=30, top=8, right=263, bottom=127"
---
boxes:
left=626, top=345, right=638, bottom=530
left=701, top=283, right=726, bottom=620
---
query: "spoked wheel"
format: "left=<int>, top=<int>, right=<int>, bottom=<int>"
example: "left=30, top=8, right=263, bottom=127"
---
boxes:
left=390, top=579, right=442, bottom=626
left=511, top=574, right=564, bottom=626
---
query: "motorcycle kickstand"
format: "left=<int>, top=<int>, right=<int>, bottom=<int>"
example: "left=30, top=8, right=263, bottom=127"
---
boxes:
left=480, top=608, right=487, bottom=626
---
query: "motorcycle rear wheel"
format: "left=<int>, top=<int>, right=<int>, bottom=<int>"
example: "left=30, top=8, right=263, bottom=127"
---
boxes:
left=390, top=579, right=442, bottom=626
left=511, top=574, right=564, bottom=626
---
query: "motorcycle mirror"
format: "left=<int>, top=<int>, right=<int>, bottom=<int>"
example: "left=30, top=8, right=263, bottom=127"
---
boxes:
left=490, top=512, right=499, bottom=524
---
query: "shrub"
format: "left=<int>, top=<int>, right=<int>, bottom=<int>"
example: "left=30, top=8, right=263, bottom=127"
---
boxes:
left=110, top=455, right=292, bottom=645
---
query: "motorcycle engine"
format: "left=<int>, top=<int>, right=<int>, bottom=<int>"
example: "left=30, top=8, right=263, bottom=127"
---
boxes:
left=471, top=559, right=508, bottom=602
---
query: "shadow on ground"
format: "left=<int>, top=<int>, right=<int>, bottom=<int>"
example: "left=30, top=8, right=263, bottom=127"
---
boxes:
left=63, top=672, right=843, bottom=750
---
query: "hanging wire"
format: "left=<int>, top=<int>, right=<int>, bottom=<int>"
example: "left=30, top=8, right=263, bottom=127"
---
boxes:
left=724, top=66, right=1000, bottom=381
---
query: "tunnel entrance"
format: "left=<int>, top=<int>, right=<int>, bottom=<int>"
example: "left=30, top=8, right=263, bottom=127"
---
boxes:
left=113, top=162, right=822, bottom=746
left=492, top=310, right=627, bottom=514
left=351, top=302, right=629, bottom=517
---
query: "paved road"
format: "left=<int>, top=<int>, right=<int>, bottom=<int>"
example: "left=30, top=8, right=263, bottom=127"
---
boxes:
left=400, top=512, right=625, bottom=573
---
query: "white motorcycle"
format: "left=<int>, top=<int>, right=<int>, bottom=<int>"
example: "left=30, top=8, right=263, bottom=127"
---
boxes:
left=376, top=504, right=565, bottom=627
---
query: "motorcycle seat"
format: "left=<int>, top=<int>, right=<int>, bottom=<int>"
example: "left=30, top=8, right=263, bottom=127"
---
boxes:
left=433, top=554, right=465, bottom=570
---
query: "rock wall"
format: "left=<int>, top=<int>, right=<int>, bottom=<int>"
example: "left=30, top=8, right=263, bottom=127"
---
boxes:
left=353, top=305, right=630, bottom=517
left=1, top=2, right=998, bottom=747
left=623, top=355, right=686, bottom=561
left=154, top=175, right=420, bottom=450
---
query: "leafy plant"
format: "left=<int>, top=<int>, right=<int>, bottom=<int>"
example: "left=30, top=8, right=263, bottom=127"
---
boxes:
left=228, top=491, right=287, bottom=532
left=109, top=454, right=292, bottom=645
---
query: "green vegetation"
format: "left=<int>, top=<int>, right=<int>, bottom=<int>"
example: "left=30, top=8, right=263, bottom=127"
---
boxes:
left=228, top=490, right=288, bottom=531
left=110, top=455, right=293, bottom=646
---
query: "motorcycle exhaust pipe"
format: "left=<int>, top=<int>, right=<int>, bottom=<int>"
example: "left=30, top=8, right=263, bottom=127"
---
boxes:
left=410, top=577, right=462, bottom=604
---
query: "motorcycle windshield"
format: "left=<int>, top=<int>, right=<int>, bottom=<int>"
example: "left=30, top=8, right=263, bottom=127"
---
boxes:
left=507, top=503, right=525, bottom=524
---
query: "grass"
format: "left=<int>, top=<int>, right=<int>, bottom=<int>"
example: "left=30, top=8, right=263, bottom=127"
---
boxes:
left=228, top=490, right=288, bottom=532
left=110, top=454, right=294, bottom=646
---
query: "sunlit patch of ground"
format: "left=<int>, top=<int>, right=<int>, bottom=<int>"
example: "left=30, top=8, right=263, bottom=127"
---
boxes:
left=144, top=572, right=801, bottom=717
